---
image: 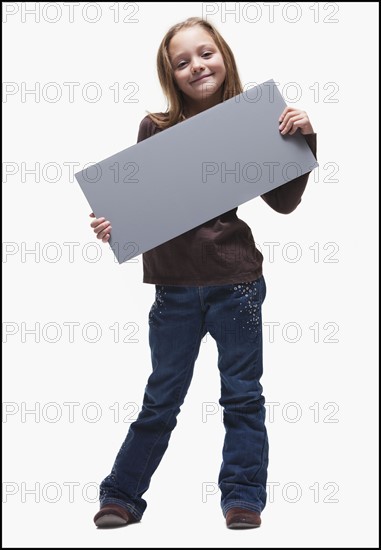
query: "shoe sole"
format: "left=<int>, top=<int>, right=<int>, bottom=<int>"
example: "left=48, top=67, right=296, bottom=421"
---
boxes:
left=95, top=514, right=128, bottom=528
left=227, top=521, right=261, bottom=529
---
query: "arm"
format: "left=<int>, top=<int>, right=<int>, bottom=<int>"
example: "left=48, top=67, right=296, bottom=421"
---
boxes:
left=260, top=107, right=317, bottom=214
left=137, top=115, right=155, bottom=143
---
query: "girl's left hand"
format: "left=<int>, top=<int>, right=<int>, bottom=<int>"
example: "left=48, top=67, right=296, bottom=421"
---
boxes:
left=279, top=107, right=314, bottom=135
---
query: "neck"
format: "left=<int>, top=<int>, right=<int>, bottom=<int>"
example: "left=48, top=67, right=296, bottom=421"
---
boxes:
left=183, top=89, right=223, bottom=118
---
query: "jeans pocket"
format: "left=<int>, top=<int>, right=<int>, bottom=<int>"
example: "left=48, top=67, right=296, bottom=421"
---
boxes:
left=232, top=277, right=265, bottom=304
left=148, top=300, right=156, bottom=325
left=260, top=275, right=267, bottom=304
left=148, top=286, right=166, bottom=325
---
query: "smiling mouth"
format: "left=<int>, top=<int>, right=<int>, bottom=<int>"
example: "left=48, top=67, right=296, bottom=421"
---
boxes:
left=191, top=73, right=214, bottom=83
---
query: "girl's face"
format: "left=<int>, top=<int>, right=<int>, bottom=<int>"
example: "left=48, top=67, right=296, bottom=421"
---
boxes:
left=168, top=26, right=226, bottom=108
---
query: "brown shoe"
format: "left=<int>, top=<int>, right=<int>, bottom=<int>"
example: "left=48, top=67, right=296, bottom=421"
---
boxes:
left=226, top=507, right=261, bottom=529
left=94, top=503, right=139, bottom=528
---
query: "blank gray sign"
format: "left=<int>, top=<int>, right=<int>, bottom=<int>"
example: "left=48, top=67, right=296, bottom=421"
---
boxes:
left=75, top=79, right=318, bottom=263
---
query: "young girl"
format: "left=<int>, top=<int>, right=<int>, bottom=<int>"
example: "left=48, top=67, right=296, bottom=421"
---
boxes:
left=90, top=16, right=316, bottom=530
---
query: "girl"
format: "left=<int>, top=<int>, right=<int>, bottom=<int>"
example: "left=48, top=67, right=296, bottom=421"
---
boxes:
left=90, top=16, right=316, bottom=530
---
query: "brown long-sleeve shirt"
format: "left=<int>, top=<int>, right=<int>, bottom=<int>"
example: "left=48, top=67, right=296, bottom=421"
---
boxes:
left=137, top=114, right=317, bottom=286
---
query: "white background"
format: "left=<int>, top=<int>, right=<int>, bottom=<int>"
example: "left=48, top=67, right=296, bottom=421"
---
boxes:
left=2, top=2, right=379, bottom=547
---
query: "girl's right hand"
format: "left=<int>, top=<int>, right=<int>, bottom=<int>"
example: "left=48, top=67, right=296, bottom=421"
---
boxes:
left=89, top=213, right=112, bottom=243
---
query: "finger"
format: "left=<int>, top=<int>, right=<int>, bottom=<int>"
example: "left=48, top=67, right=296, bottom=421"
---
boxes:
left=279, top=107, right=293, bottom=121
left=96, top=224, right=111, bottom=236
left=279, top=106, right=300, bottom=122
left=280, top=114, right=304, bottom=135
left=279, top=110, right=301, bottom=129
left=289, top=118, right=306, bottom=135
left=282, top=111, right=306, bottom=126
left=98, top=227, right=112, bottom=240
left=96, top=223, right=112, bottom=238
left=287, top=115, right=306, bottom=135
left=93, top=221, right=110, bottom=234
left=102, top=234, right=111, bottom=243
left=89, top=212, right=95, bottom=217
left=90, top=217, right=106, bottom=229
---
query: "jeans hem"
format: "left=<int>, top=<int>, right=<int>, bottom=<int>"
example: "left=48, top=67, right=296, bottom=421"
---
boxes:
left=99, top=497, right=142, bottom=521
left=222, top=500, right=263, bottom=517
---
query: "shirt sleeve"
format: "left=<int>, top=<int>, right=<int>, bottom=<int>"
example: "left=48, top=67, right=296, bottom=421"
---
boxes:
left=260, top=133, right=317, bottom=214
left=136, top=115, right=154, bottom=143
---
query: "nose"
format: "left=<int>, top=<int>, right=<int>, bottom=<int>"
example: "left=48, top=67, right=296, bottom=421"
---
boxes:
left=191, top=58, right=205, bottom=74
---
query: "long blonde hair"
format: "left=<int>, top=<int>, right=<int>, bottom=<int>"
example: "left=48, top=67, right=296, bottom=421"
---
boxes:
left=146, top=17, right=243, bottom=130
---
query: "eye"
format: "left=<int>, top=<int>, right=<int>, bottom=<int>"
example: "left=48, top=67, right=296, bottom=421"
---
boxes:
left=176, top=52, right=214, bottom=69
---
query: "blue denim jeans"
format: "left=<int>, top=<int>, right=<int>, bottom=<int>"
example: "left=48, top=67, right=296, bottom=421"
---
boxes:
left=99, top=276, right=268, bottom=520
